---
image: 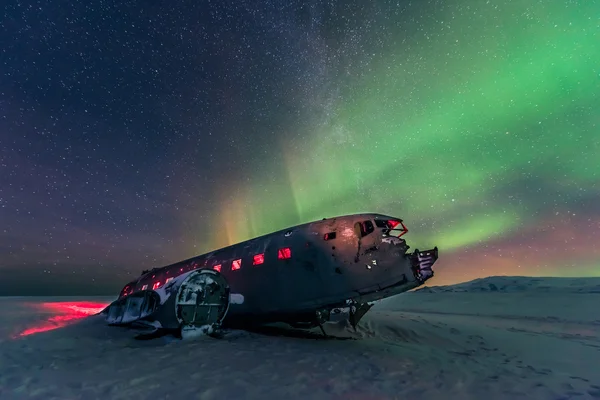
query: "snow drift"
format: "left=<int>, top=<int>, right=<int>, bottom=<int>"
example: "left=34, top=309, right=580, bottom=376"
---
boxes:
left=0, top=276, right=599, bottom=400
left=414, top=276, right=600, bottom=294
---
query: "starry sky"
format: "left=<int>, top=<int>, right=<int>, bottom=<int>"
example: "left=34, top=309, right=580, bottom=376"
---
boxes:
left=1, top=0, right=599, bottom=295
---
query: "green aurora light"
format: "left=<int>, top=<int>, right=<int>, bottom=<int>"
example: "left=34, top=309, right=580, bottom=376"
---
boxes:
left=209, top=0, right=599, bottom=282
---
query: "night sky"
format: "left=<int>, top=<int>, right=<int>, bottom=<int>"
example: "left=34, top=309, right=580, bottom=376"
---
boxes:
left=1, top=0, right=599, bottom=295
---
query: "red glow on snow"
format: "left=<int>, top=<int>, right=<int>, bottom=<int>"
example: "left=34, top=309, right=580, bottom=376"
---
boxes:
left=17, top=301, right=108, bottom=338
left=278, top=247, right=292, bottom=259
left=253, top=253, right=265, bottom=265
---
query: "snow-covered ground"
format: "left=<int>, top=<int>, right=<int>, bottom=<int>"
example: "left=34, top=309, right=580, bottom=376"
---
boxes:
left=1, top=276, right=599, bottom=400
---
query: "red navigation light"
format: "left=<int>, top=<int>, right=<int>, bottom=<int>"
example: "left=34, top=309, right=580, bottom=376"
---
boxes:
left=278, top=247, right=292, bottom=259
left=232, top=259, right=242, bottom=270
left=253, top=253, right=265, bottom=265
left=213, top=264, right=222, bottom=272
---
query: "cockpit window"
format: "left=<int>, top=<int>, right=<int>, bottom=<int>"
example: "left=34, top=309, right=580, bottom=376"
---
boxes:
left=324, top=232, right=336, bottom=240
left=363, top=220, right=374, bottom=236
left=374, top=219, right=389, bottom=228
left=355, top=220, right=375, bottom=238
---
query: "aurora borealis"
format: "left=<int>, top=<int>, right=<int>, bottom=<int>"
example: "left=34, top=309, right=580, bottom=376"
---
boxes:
left=1, top=0, right=599, bottom=294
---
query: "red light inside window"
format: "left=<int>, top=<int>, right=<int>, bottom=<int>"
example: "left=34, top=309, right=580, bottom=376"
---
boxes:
left=141, top=284, right=148, bottom=290
left=213, top=264, right=221, bottom=272
left=388, top=220, right=409, bottom=237
left=152, top=281, right=161, bottom=290
left=121, top=285, right=132, bottom=296
left=278, top=247, right=292, bottom=259
left=253, top=253, right=265, bottom=265
left=388, top=220, right=400, bottom=229
left=232, top=259, right=242, bottom=270
left=165, top=277, right=173, bottom=283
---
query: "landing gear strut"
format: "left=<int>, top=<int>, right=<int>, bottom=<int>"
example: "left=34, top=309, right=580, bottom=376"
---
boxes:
left=348, top=301, right=373, bottom=331
left=315, top=308, right=330, bottom=336
left=312, top=300, right=374, bottom=337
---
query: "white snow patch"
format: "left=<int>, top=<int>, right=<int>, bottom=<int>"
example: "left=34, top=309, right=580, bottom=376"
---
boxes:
left=341, top=227, right=355, bottom=238
left=230, top=293, right=244, bottom=304
left=381, top=236, right=402, bottom=245
left=180, top=324, right=215, bottom=340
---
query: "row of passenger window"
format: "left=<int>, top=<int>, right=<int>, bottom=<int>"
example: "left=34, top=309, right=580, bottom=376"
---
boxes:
left=128, top=246, right=294, bottom=295
left=212, top=246, right=292, bottom=273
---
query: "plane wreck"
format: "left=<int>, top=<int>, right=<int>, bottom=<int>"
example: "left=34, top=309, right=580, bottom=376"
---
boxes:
left=103, top=213, right=438, bottom=338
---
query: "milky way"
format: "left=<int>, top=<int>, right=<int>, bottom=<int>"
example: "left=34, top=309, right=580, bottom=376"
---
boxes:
left=1, top=0, right=598, bottom=294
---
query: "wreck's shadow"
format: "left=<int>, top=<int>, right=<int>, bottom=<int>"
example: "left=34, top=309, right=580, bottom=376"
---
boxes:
left=243, top=324, right=357, bottom=341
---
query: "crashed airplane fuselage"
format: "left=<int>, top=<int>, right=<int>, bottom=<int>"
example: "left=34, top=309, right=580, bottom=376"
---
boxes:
left=104, top=213, right=439, bottom=338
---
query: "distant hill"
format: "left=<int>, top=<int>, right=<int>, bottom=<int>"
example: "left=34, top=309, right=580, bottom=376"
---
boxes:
left=415, top=276, right=600, bottom=294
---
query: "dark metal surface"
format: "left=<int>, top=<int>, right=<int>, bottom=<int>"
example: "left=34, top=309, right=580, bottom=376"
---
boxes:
left=107, top=213, right=439, bottom=333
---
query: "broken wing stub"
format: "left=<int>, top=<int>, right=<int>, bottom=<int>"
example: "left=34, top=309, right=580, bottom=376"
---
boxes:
left=105, top=290, right=161, bottom=325
left=103, top=269, right=231, bottom=339
left=410, top=247, right=438, bottom=282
